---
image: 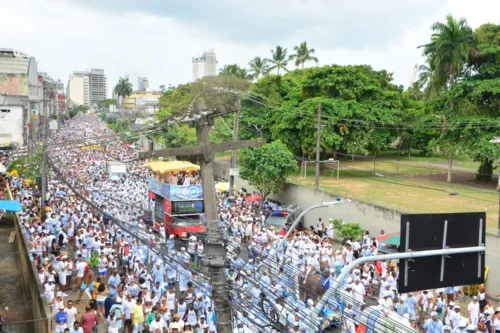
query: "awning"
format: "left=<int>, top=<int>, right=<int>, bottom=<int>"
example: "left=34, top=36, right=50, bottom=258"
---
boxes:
left=0, top=200, right=23, bottom=212
left=145, top=160, right=200, bottom=173
left=377, top=232, right=400, bottom=246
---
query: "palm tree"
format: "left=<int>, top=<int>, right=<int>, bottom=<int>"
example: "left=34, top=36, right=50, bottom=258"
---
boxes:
left=416, top=62, right=447, bottom=98
left=289, top=41, right=319, bottom=69
left=248, top=56, right=270, bottom=79
left=419, top=15, right=475, bottom=182
left=219, top=64, right=252, bottom=80
left=114, top=77, right=133, bottom=108
left=266, top=46, right=289, bottom=75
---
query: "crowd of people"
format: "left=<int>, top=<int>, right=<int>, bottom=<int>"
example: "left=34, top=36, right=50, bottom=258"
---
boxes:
left=2, top=113, right=500, bottom=333
left=216, top=190, right=500, bottom=333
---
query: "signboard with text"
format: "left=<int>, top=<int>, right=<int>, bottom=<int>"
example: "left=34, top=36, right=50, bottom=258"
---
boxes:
left=171, top=200, right=204, bottom=215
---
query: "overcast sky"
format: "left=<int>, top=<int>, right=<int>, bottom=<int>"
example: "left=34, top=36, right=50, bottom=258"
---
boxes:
left=1, top=0, right=498, bottom=97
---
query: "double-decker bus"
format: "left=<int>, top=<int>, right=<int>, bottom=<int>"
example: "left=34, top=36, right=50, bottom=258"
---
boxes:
left=146, top=160, right=207, bottom=240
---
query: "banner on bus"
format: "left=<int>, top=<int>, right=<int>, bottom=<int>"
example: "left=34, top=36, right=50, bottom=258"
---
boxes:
left=80, top=144, right=103, bottom=151
left=148, top=177, right=203, bottom=200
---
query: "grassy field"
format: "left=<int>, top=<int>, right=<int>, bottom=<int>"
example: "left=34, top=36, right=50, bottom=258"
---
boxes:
left=215, top=148, right=497, bottom=232
left=291, top=165, right=499, bottom=232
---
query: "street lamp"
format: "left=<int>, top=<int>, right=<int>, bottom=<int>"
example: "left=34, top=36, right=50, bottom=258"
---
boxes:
left=489, top=137, right=500, bottom=235
left=270, top=197, right=345, bottom=256
left=257, top=198, right=346, bottom=284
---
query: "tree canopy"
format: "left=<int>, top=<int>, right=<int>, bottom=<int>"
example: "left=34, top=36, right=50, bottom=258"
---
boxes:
left=416, top=21, right=500, bottom=180
left=239, top=65, right=408, bottom=157
left=239, top=140, right=298, bottom=201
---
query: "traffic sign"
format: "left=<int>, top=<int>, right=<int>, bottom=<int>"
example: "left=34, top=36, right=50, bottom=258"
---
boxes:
left=398, top=212, right=486, bottom=293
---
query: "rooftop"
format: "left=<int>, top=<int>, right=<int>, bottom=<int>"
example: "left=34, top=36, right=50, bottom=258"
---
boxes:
left=0, top=48, right=31, bottom=75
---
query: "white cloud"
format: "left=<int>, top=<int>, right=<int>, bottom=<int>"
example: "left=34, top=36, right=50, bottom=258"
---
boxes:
left=0, top=0, right=498, bottom=97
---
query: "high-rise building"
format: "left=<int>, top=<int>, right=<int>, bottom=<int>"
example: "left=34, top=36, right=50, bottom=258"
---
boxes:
left=88, top=69, right=107, bottom=105
left=67, top=71, right=89, bottom=106
left=192, top=49, right=217, bottom=82
left=139, top=77, right=150, bottom=91
left=125, top=72, right=150, bottom=91
left=126, top=72, right=140, bottom=91
left=67, top=69, right=107, bottom=107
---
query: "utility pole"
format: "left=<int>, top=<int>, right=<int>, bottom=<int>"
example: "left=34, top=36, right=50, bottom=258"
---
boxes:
left=314, top=102, right=322, bottom=190
left=229, top=95, right=241, bottom=195
left=138, top=99, right=263, bottom=333
left=41, top=93, right=48, bottom=214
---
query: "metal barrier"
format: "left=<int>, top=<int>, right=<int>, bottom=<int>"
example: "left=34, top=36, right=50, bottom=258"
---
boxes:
left=6, top=184, right=53, bottom=333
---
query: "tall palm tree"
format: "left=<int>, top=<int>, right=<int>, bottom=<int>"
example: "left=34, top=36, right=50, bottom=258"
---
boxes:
left=289, top=41, right=319, bottom=69
left=248, top=56, right=270, bottom=79
left=266, top=46, right=289, bottom=75
left=114, top=77, right=133, bottom=108
left=419, top=15, right=475, bottom=182
left=219, top=64, right=253, bottom=80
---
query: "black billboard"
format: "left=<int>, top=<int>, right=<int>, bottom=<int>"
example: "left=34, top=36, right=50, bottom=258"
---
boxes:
left=398, top=212, right=486, bottom=293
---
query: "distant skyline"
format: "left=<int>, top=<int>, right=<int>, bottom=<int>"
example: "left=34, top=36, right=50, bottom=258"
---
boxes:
left=1, top=0, right=498, bottom=98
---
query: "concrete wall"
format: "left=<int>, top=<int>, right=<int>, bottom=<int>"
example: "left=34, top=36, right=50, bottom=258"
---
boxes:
left=0, top=105, right=23, bottom=146
left=213, top=161, right=500, bottom=298
left=7, top=185, right=53, bottom=333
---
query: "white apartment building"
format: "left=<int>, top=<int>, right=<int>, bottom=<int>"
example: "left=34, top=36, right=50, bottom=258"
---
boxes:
left=126, top=72, right=150, bottom=92
left=192, top=49, right=217, bottom=82
left=67, top=69, right=106, bottom=107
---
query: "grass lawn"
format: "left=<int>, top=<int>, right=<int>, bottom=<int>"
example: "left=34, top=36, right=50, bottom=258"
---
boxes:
left=291, top=166, right=499, bottom=232
left=376, top=149, right=472, bottom=162
left=215, top=151, right=232, bottom=159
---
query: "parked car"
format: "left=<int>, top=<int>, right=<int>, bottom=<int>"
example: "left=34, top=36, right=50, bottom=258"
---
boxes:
left=264, top=204, right=304, bottom=234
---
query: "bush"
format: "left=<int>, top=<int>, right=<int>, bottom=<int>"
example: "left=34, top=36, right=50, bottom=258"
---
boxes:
left=330, top=218, right=364, bottom=240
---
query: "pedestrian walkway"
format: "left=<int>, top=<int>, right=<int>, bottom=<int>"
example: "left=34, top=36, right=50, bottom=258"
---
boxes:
left=0, top=220, right=33, bottom=331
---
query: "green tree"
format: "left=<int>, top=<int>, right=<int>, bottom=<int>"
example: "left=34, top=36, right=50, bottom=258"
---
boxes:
left=330, top=218, right=364, bottom=240
left=266, top=46, right=289, bottom=75
left=239, top=140, right=298, bottom=201
left=69, top=105, right=89, bottom=118
left=248, top=56, right=270, bottom=79
left=450, top=23, right=500, bottom=180
left=419, top=15, right=475, bottom=182
left=289, top=41, right=319, bottom=69
left=219, top=64, right=252, bottom=80
left=96, top=99, right=117, bottom=109
left=239, top=65, right=408, bottom=157
left=7, top=153, right=42, bottom=181
left=114, top=77, right=133, bottom=107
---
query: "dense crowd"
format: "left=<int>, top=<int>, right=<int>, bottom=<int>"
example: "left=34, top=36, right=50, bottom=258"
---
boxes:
left=2, top=113, right=500, bottom=333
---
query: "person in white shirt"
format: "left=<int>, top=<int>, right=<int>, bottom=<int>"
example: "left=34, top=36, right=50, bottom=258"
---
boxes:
left=378, top=292, right=392, bottom=317
left=69, top=320, right=83, bottom=333
left=149, top=313, right=168, bottom=332
left=65, top=300, right=79, bottom=328
left=449, top=305, right=462, bottom=330
left=467, top=296, right=480, bottom=326
left=316, top=218, right=324, bottom=237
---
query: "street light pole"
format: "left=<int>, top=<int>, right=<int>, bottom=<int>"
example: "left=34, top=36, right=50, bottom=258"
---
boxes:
left=311, top=245, right=486, bottom=331
left=273, top=199, right=344, bottom=255
left=314, top=102, right=322, bottom=190
left=258, top=199, right=345, bottom=282
left=229, top=95, right=241, bottom=196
